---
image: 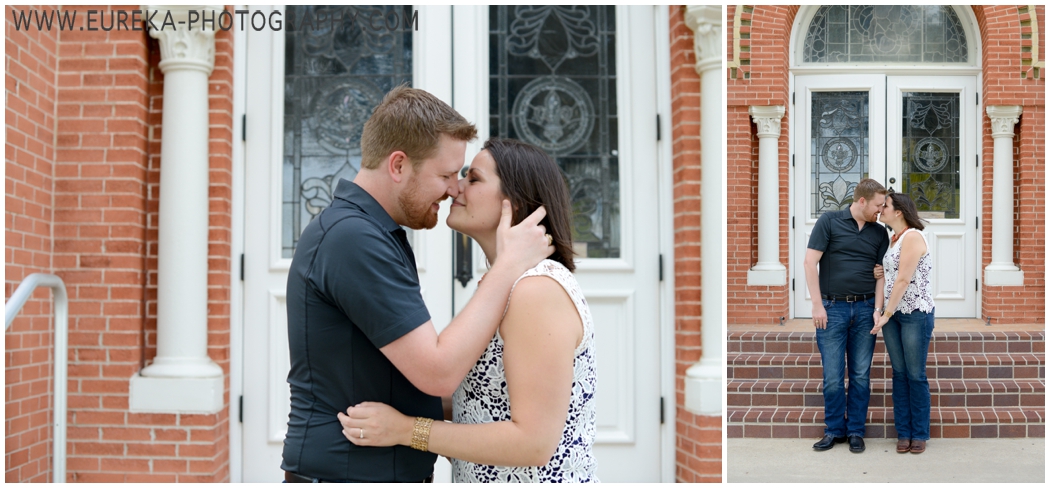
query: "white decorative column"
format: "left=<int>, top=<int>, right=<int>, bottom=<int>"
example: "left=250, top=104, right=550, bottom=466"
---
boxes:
left=984, top=105, right=1025, bottom=286
left=683, top=5, right=722, bottom=417
left=130, top=5, right=225, bottom=413
left=747, top=106, right=787, bottom=286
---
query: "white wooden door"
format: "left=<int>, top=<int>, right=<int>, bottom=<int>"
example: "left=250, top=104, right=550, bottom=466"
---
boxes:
left=793, top=74, right=886, bottom=316
left=449, top=6, right=663, bottom=482
left=793, top=74, right=978, bottom=318
left=240, top=6, right=456, bottom=482
left=885, top=76, right=978, bottom=317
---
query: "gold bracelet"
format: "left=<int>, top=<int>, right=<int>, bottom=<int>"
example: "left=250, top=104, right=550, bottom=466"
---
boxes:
left=410, top=417, right=433, bottom=452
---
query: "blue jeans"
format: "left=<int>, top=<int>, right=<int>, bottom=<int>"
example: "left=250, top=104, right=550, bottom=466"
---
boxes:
left=881, top=308, right=935, bottom=441
left=815, top=297, right=877, bottom=438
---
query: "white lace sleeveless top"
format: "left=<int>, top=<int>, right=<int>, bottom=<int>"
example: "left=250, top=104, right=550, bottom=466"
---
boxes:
left=451, top=259, right=599, bottom=483
left=883, top=228, right=935, bottom=314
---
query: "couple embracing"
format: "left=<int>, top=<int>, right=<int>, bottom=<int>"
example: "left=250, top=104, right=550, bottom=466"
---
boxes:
left=805, top=178, right=937, bottom=455
left=280, top=86, right=598, bottom=482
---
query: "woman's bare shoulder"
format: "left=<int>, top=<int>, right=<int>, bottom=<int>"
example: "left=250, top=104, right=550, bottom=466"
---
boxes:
left=901, top=230, right=927, bottom=253
left=501, top=275, right=582, bottom=343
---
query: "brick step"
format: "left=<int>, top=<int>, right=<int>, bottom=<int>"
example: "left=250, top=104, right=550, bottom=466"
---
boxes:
left=726, top=406, right=1045, bottom=439
left=728, top=331, right=1045, bottom=355
left=728, top=353, right=1046, bottom=381
left=728, top=379, right=1046, bottom=408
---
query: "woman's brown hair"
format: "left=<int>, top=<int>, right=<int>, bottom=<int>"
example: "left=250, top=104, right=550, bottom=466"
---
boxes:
left=886, top=191, right=926, bottom=231
left=483, top=138, right=576, bottom=272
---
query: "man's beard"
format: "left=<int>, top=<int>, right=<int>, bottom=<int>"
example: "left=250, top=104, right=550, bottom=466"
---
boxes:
left=398, top=177, right=441, bottom=230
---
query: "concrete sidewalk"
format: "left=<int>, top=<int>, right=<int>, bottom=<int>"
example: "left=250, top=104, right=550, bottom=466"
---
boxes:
left=728, top=438, right=1045, bottom=483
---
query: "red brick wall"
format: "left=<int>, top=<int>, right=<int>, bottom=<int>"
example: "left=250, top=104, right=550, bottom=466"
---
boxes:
left=974, top=5, right=1045, bottom=324
left=726, top=5, right=798, bottom=323
left=670, top=6, right=720, bottom=483
left=52, top=5, right=154, bottom=481
left=727, top=5, right=1045, bottom=324
left=5, top=5, right=235, bottom=482
left=5, top=4, right=59, bottom=482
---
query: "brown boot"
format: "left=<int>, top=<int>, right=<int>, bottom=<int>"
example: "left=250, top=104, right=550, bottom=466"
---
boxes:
left=896, top=439, right=911, bottom=453
left=910, top=439, right=926, bottom=454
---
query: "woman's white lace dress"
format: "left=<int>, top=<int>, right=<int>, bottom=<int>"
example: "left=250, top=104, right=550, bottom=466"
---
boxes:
left=883, top=228, right=935, bottom=314
left=451, top=259, right=599, bottom=483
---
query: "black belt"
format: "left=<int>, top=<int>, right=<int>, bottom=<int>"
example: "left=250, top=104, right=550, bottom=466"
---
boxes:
left=821, top=293, right=875, bottom=302
left=284, top=471, right=433, bottom=483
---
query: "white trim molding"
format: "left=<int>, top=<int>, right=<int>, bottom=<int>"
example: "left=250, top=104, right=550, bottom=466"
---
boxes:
left=748, top=106, right=787, bottom=286
left=684, top=5, right=722, bottom=417
left=984, top=105, right=1025, bottom=286
left=130, top=4, right=225, bottom=414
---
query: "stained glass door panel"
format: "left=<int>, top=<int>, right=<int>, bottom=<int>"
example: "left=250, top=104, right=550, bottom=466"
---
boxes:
left=282, top=5, right=414, bottom=258
left=900, top=92, right=960, bottom=219
left=489, top=6, right=620, bottom=258
left=809, top=91, right=870, bottom=217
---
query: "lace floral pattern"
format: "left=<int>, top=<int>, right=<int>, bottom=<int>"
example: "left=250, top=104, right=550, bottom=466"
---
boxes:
left=451, top=260, right=599, bottom=483
left=883, top=228, right=935, bottom=314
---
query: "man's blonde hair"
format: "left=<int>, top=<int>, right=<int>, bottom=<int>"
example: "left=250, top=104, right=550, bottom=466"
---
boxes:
left=854, top=178, right=887, bottom=202
left=359, top=85, right=477, bottom=170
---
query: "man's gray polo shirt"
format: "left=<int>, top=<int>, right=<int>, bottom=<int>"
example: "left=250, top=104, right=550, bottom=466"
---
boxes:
left=807, top=208, right=890, bottom=297
left=282, top=179, right=440, bottom=482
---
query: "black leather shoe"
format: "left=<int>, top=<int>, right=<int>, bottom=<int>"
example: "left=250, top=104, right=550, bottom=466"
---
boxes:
left=848, top=435, right=865, bottom=453
left=812, top=435, right=846, bottom=451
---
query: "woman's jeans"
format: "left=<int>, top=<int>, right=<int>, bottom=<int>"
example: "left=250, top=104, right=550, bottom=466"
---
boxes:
left=815, top=297, right=877, bottom=438
left=881, top=308, right=935, bottom=441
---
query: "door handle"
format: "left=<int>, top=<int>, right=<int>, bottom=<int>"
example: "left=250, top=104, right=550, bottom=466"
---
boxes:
left=889, top=177, right=896, bottom=184
left=453, top=231, right=473, bottom=287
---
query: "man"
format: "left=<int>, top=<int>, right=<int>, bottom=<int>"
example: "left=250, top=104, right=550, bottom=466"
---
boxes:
left=281, top=86, right=553, bottom=482
left=803, top=178, right=889, bottom=454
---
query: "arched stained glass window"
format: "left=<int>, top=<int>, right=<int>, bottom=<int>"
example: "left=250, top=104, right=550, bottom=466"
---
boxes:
left=803, top=5, right=968, bottom=64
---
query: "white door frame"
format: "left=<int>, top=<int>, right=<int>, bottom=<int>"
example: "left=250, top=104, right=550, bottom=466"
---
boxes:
left=230, top=5, right=247, bottom=482
left=230, top=5, right=675, bottom=482
left=652, top=5, right=676, bottom=482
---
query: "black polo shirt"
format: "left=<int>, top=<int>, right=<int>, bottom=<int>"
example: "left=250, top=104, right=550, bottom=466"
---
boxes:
left=807, top=208, right=890, bottom=297
left=282, top=179, right=440, bottom=482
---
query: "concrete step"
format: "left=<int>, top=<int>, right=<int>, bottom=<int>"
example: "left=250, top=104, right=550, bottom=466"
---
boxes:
left=727, top=406, right=1045, bottom=439
left=728, top=378, right=1046, bottom=409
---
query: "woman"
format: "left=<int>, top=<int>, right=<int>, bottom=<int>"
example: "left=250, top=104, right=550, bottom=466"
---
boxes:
left=337, top=138, right=598, bottom=482
left=870, top=191, right=935, bottom=454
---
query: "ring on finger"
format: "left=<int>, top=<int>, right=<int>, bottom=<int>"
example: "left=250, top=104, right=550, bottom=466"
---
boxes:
left=359, top=428, right=364, bottom=439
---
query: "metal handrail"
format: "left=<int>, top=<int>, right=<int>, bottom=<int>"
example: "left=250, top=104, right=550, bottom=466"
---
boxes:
left=5, top=273, right=67, bottom=483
